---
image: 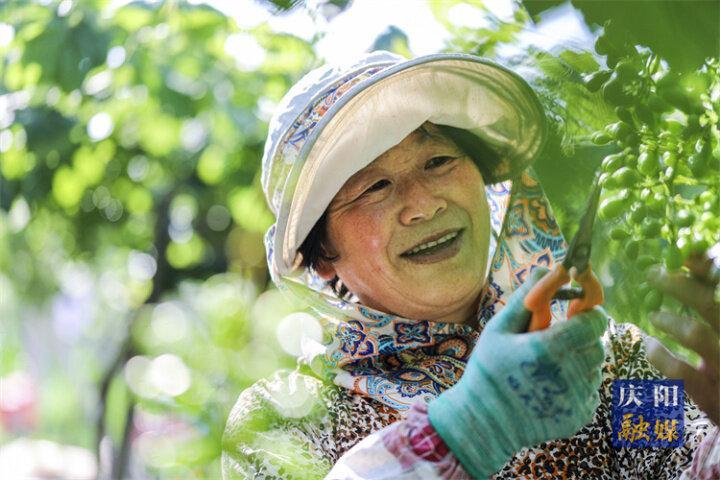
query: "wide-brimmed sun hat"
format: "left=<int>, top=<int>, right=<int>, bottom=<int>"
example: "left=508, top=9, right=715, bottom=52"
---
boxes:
left=261, top=51, right=547, bottom=277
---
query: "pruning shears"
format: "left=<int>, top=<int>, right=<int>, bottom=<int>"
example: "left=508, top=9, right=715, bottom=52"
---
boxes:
left=525, top=175, right=605, bottom=332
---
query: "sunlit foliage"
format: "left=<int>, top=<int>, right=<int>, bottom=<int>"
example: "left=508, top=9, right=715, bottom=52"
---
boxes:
left=1, top=0, right=717, bottom=478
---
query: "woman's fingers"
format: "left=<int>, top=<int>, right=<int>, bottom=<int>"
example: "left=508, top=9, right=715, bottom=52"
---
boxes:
left=685, top=252, right=718, bottom=287
left=565, top=341, right=604, bottom=399
left=647, top=266, right=720, bottom=330
left=583, top=390, right=601, bottom=423
left=649, top=312, right=720, bottom=371
left=539, top=307, right=608, bottom=357
left=573, top=339, right=606, bottom=372
left=586, top=366, right=602, bottom=392
left=644, top=336, right=720, bottom=425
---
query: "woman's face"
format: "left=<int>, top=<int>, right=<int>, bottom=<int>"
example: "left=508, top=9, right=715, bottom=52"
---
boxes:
left=316, top=124, right=491, bottom=324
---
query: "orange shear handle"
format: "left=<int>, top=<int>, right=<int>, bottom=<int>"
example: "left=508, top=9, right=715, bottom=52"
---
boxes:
left=567, top=265, right=604, bottom=319
left=524, top=262, right=604, bottom=332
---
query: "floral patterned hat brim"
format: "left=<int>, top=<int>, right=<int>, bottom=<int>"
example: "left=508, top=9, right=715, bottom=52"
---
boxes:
left=261, top=51, right=547, bottom=276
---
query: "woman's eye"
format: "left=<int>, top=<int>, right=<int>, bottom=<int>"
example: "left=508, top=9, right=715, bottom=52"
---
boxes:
left=363, top=179, right=391, bottom=194
left=426, top=156, right=455, bottom=169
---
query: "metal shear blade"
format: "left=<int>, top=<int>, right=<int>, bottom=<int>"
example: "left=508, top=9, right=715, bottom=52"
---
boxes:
left=562, top=176, right=603, bottom=276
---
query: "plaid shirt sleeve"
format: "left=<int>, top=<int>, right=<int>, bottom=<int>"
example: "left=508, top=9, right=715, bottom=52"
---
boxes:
left=325, top=401, right=472, bottom=479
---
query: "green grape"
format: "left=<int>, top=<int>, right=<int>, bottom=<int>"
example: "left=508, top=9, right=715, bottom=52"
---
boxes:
left=629, top=203, right=647, bottom=224
left=594, top=53, right=717, bottom=313
left=641, top=218, right=662, bottom=237
left=610, top=227, right=631, bottom=240
left=601, top=153, right=625, bottom=173
left=664, top=245, right=683, bottom=271
left=614, top=60, right=637, bottom=81
left=599, top=194, right=631, bottom=220
left=615, top=107, right=634, bottom=125
left=643, top=289, right=663, bottom=311
left=625, top=239, right=640, bottom=258
left=637, top=151, right=660, bottom=176
left=584, top=70, right=613, bottom=92
left=637, top=255, right=658, bottom=269
left=602, top=73, right=633, bottom=106
left=592, top=131, right=613, bottom=145
left=647, top=192, right=666, bottom=217
left=598, top=172, right=611, bottom=188
left=637, top=282, right=653, bottom=301
left=606, top=121, right=634, bottom=140
left=602, top=174, right=619, bottom=190
left=610, top=166, right=642, bottom=188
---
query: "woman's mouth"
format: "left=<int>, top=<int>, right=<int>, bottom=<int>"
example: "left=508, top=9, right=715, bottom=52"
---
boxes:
left=400, top=229, right=464, bottom=264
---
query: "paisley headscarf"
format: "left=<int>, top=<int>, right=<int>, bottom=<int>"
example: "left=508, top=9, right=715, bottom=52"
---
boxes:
left=261, top=51, right=569, bottom=412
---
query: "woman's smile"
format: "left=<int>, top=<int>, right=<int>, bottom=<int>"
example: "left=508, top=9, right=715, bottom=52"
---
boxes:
left=399, top=228, right=465, bottom=264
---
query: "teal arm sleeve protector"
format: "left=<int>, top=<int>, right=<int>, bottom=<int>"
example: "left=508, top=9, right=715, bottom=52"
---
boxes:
left=428, top=267, right=608, bottom=478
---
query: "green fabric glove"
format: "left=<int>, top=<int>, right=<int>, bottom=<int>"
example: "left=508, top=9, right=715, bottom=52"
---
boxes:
left=428, top=267, right=608, bottom=479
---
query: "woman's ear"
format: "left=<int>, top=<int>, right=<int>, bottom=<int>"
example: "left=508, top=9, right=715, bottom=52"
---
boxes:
left=314, top=241, right=339, bottom=281
left=314, top=257, right=337, bottom=281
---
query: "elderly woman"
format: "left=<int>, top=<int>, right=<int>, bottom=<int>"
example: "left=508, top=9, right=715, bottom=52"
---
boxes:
left=222, top=52, right=718, bottom=479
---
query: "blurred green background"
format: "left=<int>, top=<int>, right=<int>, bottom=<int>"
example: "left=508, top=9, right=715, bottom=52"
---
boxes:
left=0, top=0, right=717, bottom=478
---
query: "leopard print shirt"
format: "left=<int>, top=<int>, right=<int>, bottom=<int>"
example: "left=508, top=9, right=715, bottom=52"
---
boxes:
left=222, top=320, right=714, bottom=479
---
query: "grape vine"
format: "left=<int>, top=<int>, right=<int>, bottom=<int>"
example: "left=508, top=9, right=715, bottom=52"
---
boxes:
left=588, top=23, right=719, bottom=311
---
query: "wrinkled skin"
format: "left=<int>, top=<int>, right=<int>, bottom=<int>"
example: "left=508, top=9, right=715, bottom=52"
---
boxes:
left=316, top=123, right=491, bottom=326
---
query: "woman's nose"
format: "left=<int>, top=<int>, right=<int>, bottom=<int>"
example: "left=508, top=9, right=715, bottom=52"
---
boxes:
left=398, top=181, right=447, bottom=225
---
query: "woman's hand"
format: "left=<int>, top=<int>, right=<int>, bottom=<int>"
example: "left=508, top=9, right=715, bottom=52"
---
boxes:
left=428, top=267, right=608, bottom=478
left=644, top=250, right=720, bottom=425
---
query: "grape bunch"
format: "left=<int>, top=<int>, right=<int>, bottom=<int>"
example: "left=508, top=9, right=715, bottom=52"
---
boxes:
left=584, top=23, right=720, bottom=312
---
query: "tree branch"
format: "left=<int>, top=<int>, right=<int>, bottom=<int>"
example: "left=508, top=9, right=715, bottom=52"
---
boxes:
left=95, top=186, right=176, bottom=478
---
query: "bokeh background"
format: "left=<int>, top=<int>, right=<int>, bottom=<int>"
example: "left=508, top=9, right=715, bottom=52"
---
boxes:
left=0, top=0, right=718, bottom=478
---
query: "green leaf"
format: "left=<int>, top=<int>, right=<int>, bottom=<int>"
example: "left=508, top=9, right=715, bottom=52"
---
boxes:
left=197, top=145, right=225, bottom=185
left=167, top=234, right=205, bottom=269
left=113, top=5, right=155, bottom=32
left=126, top=186, right=153, bottom=214
left=257, top=30, right=316, bottom=76
left=138, top=112, right=180, bottom=157
left=559, top=50, right=600, bottom=74
left=227, top=187, right=273, bottom=234
left=52, top=165, right=85, bottom=209
left=72, top=140, right=115, bottom=186
left=23, top=16, right=109, bottom=91
left=0, top=148, right=36, bottom=180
